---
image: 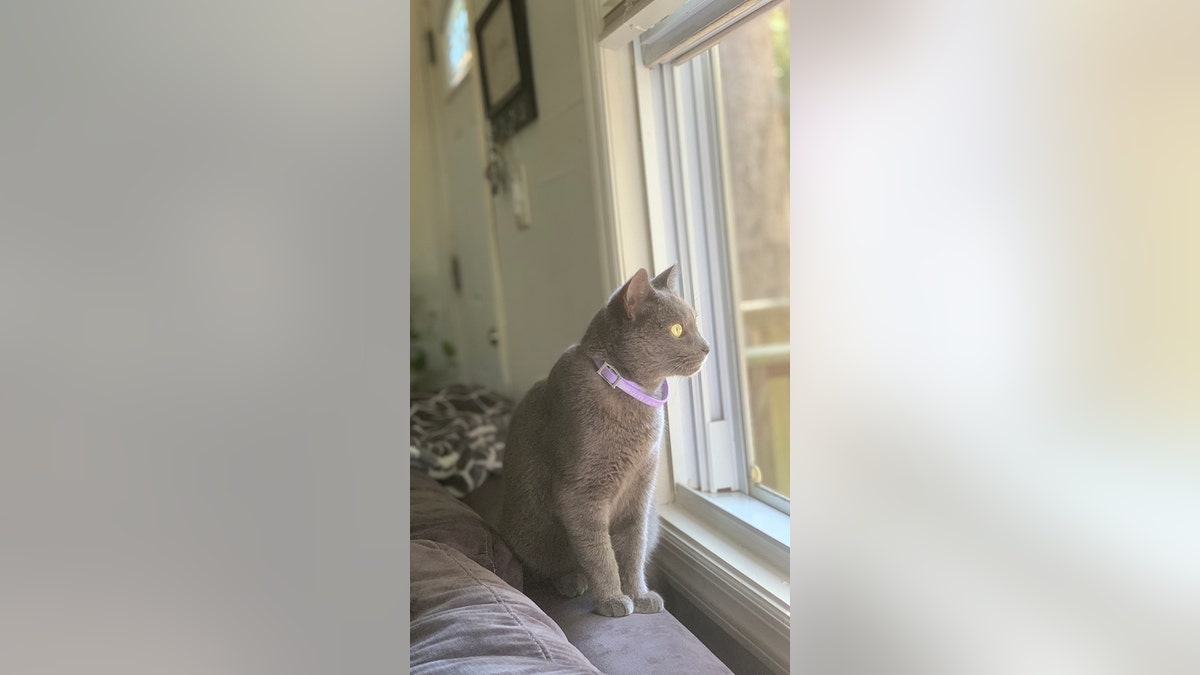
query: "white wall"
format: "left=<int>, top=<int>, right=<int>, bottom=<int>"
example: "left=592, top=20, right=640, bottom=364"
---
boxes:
left=410, top=0, right=464, bottom=387
left=420, top=0, right=611, bottom=398
left=476, top=0, right=612, bottom=397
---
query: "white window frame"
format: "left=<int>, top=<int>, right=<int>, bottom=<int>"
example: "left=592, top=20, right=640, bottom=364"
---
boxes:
left=579, top=1, right=790, bottom=671
left=638, top=8, right=792, bottom=673
left=636, top=19, right=791, bottom=526
left=647, top=49, right=748, bottom=497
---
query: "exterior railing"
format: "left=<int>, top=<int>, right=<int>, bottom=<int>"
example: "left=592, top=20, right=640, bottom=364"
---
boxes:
left=738, top=298, right=789, bottom=497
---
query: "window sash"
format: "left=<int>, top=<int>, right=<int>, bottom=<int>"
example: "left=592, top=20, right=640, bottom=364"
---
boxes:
left=639, top=0, right=783, bottom=67
left=645, top=48, right=758, bottom=499
left=598, top=0, right=688, bottom=49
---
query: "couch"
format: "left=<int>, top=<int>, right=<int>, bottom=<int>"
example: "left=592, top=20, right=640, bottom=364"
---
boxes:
left=409, top=468, right=733, bottom=674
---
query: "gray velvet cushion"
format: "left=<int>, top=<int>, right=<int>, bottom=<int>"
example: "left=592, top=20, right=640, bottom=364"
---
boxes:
left=410, top=539, right=600, bottom=674
left=410, top=468, right=522, bottom=590
left=526, top=582, right=734, bottom=675
left=410, top=470, right=733, bottom=674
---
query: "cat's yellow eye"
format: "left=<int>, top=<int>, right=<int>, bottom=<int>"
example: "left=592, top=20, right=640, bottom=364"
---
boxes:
left=670, top=323, right=683, bottom=338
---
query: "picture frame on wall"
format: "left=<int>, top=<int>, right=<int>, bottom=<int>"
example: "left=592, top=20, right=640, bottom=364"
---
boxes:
left=475, top=0, right=537, bottom=142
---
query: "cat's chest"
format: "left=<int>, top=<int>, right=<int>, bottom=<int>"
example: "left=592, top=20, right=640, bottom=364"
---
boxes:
left=567, top=393, right=662, bottom=461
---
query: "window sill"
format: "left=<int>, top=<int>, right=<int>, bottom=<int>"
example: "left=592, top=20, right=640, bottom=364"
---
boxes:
left=675, top=485, right=790, bottom=570
left=655, top=488, right=791, bottom=674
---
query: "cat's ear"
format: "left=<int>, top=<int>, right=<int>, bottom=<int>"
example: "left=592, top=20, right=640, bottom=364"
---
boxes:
left=613, top=268, right=653, bottom=319
left=651, top=263, right=679, bottom=291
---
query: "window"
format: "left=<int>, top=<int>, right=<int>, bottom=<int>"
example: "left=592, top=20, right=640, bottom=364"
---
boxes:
left=715, top=3, right=791, bottom=506
left=443, top=0, right=473, bottom=90
left=638, top=0, right=791, bottom=518
left=593, top=1, right=792, bottom=668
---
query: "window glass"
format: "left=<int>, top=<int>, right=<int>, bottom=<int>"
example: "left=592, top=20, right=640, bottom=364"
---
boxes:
left=444, top=0, right=473, bottom=89
left=715, top=2, right=791, bottom=497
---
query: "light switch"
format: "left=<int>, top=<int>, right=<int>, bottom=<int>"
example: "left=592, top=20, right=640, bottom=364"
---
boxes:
left=511, top=163, right=531, bottom=230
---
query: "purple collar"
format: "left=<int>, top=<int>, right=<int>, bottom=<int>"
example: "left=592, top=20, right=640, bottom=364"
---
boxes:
left=592, top=357, right=669, bottom=407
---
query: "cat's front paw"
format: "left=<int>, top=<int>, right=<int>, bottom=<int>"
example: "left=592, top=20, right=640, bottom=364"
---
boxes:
left=633, top=590, right=663, bottom=614
left=553, top=573, right=589, bottom=598
left=594, top=594, right=634, bottom=617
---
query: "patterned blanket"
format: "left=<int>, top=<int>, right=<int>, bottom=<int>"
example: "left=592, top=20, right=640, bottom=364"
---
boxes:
left=409, top=385, right=514, bottom=497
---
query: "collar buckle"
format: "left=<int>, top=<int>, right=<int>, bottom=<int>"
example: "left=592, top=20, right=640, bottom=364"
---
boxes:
left=596, top=361, right=621, bottom=388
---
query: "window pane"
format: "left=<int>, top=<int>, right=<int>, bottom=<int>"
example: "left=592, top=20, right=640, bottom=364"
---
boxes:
left=715, top=3, right=790, bottom=498
left=444, top=0, right=472, bottom=89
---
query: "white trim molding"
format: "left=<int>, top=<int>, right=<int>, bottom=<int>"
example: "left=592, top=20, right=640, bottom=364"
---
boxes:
left=657, top=503, right=791, bottom=674
left=598, top=0, right=688, bottom=49
left=578, top=0, right=657, bottom=294
left=640, top=0, right=782, bottom=67
left=675, top=484, right=789, bottom=570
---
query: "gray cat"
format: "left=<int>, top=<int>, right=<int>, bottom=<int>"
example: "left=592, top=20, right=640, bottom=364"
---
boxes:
left=500, top=265, right=709, bottom=617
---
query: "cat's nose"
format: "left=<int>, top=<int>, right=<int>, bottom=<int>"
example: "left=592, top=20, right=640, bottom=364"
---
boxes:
left=700, top=342, right=710, bottom=354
